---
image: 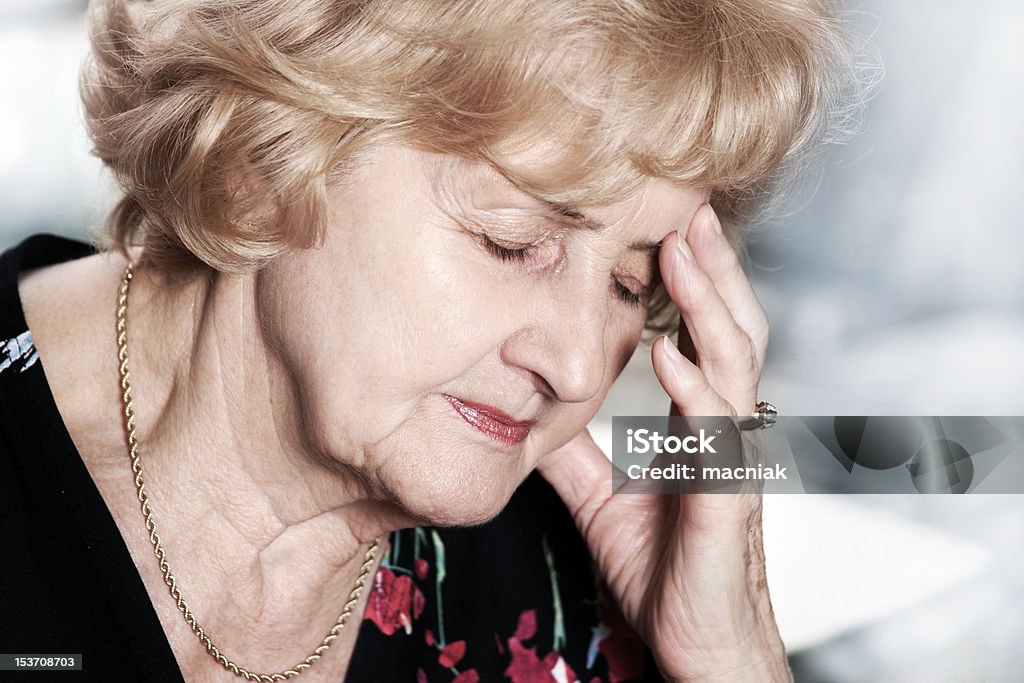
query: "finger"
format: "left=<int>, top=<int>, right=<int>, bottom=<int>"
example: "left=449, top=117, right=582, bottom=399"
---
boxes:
left=653, top=335, right=763, bottom=503
left=659, top=232, right=759, bottom=413
left=686, top=204, right=770, bottom=368
left=652, top=335, right=739, bottom=417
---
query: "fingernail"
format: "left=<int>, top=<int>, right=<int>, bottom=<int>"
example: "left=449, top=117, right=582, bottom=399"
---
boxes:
left=708, top=206, right=723, bottom=235
left=694, top=202, right=722, bottom=237
left=676, top=231, right=695, bottom=263
left=661, top=335, right=685, bottom=365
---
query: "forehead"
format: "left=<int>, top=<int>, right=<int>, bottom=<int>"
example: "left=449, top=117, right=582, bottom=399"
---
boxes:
left=587, top=178, right=709, bottom=237
left=435, top=148, right=708, bottom=242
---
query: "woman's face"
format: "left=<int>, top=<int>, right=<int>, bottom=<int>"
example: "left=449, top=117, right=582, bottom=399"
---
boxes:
left=257, top=143, right=706, bottom=524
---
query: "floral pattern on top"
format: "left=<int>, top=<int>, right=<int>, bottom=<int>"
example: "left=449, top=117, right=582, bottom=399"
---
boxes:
left=363, top=527, right=650, bottom=682
left=0, top=330, right=38, bottom=376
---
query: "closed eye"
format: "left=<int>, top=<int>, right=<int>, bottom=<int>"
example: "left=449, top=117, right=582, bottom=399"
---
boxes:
left=481, top=234, right=647, bottom=309
left=481, top=234, right=531, bottom=263
left=614, top=280, right=643, bottom=309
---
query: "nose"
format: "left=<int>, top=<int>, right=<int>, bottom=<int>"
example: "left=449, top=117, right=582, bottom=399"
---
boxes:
left=499, top=278, right=610, bottom=405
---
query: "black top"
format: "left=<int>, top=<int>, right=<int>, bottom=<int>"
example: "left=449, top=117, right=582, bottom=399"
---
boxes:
left=0, top=235, right=662, bottom=682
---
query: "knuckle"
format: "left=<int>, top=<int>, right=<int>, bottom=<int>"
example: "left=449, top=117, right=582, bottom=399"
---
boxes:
left=716, top=242, right=741, bottom=271
left=676, top=364, right=711, bottom=395
left=683, top=264, right=713, bottom=296
left=671, top=273, right=709, bottom=312
left=751, top=313, right=770, bottom=351
left=717, top=324, right=752, bottom=362
left=743, top=343, right=760, bottom=375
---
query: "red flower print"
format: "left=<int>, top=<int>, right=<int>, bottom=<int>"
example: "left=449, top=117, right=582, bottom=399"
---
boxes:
left=595, top=585, right=645, bottom=683
left=452, top=670, right=480, bottom=683
left=504, top=640, right=578, bottom=683
left=504, top=609, right=579, bottom=683
left=425, top=629, right=435, bottom=647
left=413, top=585, right=425, bottom=619
left=438, top=640, right=467, bottom=668
left=416, top=669, right=428, bottom=683
left=504, top=638, right=548, bottom=682
left=414, top=557, right=430, bottom=580
left=515, top=609, right=538, bottom=641
left=364, top=566, right=414, bottom=636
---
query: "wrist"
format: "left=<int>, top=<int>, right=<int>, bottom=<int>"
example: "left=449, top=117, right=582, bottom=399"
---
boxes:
left=666, top=539, right=791, bottom=682
left=654, top=620, right=791, bottom=683
left=666, top=626, right=790, bottom=683
left=677, top=652, right=793, bottom=683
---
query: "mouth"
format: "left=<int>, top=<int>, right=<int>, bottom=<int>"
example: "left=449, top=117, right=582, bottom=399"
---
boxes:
left=442, top=394, right=537, bottom=446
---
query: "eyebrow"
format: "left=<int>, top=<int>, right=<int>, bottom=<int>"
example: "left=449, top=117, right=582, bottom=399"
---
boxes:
left=551, top=205, right=664, bottom=254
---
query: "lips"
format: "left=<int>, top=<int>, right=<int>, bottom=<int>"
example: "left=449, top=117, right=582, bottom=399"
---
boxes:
left=442, top=394, right=537, bottom=446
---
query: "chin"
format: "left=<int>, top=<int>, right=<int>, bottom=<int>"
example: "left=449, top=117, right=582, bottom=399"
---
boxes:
left=404, top=495, right=510, bottom=528
left=382, top=446, right=527, bottom=527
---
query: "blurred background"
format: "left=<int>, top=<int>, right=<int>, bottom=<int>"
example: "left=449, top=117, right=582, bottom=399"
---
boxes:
left=1, top=1, right=1021, bottom=681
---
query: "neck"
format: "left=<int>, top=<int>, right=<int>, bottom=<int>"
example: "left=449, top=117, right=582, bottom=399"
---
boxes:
left=116, top=260, right=412, bottom=667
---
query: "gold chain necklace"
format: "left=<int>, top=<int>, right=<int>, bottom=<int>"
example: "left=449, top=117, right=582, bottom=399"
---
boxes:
left=116, top=262, right=380, bottom=682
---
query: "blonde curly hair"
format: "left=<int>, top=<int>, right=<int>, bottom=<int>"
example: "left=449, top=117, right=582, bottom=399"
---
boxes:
left=82, top=0, right=866, bottom=337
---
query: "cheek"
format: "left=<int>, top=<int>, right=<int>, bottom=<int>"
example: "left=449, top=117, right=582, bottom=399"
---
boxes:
left=596, top=298, right=647, bottom=384
left=391, top=244, right=510, bottom=370
left=611, top=323, right=645, bottom=375
left=255, top=233, right=522, bottom=445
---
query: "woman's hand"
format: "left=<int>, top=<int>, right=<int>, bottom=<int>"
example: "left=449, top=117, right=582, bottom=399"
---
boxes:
left=537, top=204, right=790, bottom=682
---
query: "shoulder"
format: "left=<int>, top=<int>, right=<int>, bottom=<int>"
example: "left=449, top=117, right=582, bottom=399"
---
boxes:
left=16, top=235, right=126, bottom=343
left=0, top=234, right=98, bottom=342
left=0, top=235, right=186, bottom=683
left=8, top=235, right=131, bottom=453
left=0, top=235, right=96, bottom=453
left=0, top=234, right=131, bottom=500
left=0, top=235, right=92, bottom=385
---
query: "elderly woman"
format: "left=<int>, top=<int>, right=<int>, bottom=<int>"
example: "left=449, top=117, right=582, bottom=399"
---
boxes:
left=0, top=0, right=852, bottom=681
